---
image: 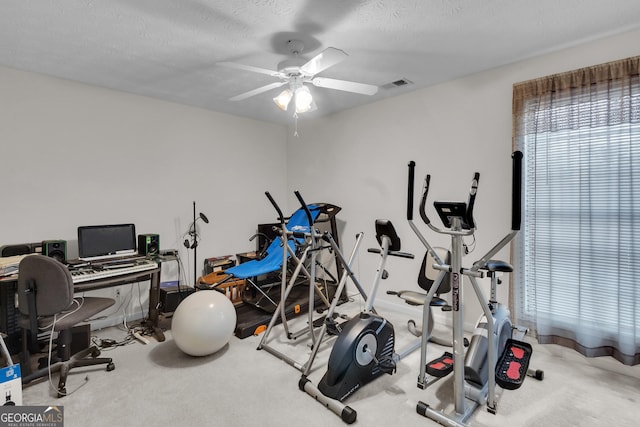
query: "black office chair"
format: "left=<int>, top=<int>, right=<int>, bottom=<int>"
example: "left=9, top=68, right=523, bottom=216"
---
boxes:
left=17, top=255, right=116, bottom=397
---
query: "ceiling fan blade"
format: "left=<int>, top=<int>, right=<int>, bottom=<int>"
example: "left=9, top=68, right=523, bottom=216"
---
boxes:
left=310, top=77, right=378, bottom=96
left=218, top=62, right=281, bottom=77
left=230, top=81, right=286, bottom=101
left=300, top=47, right=348, bottom=75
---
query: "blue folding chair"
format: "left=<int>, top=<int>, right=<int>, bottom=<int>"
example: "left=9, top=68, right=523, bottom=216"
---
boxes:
left=225, top=207, right=320, bottom=279
left=207, top=205, right=322, bottom=310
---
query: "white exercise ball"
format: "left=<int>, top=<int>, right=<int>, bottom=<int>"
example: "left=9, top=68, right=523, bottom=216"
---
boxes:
left=171, top=290, right=237, bottom=356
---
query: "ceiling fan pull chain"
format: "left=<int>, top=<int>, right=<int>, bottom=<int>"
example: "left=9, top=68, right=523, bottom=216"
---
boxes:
left=293, top=112, right=300, bottom=137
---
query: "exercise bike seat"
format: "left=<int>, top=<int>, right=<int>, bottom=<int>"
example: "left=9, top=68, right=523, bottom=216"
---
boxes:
left=482, top=260, right=513, bottom=273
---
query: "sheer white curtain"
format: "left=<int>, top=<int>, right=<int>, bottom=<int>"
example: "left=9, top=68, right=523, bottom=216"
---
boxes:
left=512, top=56, right=640, bottom=365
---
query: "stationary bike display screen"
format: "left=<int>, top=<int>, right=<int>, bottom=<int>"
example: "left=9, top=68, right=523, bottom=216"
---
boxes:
left=433, top=201, right=471, bottom=229
left=77, top=223, right=137, bottom=261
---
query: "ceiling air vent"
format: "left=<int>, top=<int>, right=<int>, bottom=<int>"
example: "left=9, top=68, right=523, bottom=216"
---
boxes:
left=382, top=78, right=413, bottom=90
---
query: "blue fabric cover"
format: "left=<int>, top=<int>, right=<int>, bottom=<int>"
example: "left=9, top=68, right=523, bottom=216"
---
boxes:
left=225, top=205, right=321, bottom=279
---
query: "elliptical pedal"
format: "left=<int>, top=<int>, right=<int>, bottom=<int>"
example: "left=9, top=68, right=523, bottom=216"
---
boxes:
left=495, top=339, right=532, bottom=390
left=426, top=351, right=454, bottom=378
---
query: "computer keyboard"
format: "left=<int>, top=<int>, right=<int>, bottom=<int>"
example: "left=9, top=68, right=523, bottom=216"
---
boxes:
left=70, top=258, right=158, bottom=283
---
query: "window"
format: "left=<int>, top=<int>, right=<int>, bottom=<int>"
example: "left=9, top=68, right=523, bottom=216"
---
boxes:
left=512, top=56, right=640, bottom=365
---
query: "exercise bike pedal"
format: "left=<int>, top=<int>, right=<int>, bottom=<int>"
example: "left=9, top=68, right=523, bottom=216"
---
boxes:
left=312, top=312, right=339, bottom=328
left=426, top=351, right=454, bottom=378
left=495, top=339, right=533, bottom=390
left=311, top=313, right=343, bottom=336
left=377, top=357, right=397, bottom=374
left=325, top=319, right=343, bottom=336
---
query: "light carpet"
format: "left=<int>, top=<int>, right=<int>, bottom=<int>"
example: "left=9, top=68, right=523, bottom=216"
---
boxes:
left=20, top=302, right=640, bottom=427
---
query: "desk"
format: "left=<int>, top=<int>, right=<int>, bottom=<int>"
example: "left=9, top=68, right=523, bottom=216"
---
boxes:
left=0, top=261, right=168, bottom=347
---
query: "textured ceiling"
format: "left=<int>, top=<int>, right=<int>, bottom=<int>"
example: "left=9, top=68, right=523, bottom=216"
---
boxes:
left=2, top=1, right=640, bottom=126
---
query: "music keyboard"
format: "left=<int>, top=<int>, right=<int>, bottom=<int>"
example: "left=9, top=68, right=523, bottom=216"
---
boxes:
left=70, top=259, right=158, bottom=284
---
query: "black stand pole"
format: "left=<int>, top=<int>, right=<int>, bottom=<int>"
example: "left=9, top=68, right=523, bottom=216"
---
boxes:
left=187, top=201, right=209, bottom=286
left=192, top=201, right=197, bottom=286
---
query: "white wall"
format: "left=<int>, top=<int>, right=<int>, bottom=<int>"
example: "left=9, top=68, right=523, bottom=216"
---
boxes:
left=1, top=66, right=287, bottom=325
left=3, top=27, right=639, bottom=331
left=286, top=28, right=640, bottom=329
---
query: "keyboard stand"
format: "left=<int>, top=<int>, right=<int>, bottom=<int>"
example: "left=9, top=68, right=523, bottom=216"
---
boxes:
left=72, top=265, right=166, bottom=342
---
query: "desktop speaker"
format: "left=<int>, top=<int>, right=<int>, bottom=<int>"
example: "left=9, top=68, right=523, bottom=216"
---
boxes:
left=138, top=234, right=160, bottom=256
left=1, top=244, right=32, bottom=257
left=0, top=243, right=40, bottom=257
left=42, top=240, right=67, bottom=263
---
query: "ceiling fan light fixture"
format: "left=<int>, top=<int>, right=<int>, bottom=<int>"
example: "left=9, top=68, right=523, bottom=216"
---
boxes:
left=221, top=43, right=375, bottom=119
left=273, top=89, right=293, bottom=111
left=294, top=85, right=313, bottom=113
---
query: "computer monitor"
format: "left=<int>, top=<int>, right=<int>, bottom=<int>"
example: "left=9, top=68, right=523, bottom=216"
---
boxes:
left=77, top=224, right=137, bottom=261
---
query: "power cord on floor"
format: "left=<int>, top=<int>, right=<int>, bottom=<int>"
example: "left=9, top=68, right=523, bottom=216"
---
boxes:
left=91, top=334, right=133, bottom=350
left=91, top=325, right=151, bottom=350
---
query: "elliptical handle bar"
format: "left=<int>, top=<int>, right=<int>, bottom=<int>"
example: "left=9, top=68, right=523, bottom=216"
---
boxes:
left=419, top=174, right=432, bottom=226
left=406, top=160, right=433, bottom=226
left=294, top=190, right=315, bottom=231
left=407, top=161, right=416, bottom=221
left=265, top=191, right=285, bottom=225
left=512, top=151, right=523, bottom=231
left=465, top=172, right=480, bottom=230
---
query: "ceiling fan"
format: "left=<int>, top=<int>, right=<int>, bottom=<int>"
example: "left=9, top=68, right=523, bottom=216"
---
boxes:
left=218, top=39, right=378, bottom=114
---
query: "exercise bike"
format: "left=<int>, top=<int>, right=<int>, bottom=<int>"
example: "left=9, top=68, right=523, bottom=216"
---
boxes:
left=408, top=151, right=543, bottom=427
left=299, top=219, right=452, bottom=424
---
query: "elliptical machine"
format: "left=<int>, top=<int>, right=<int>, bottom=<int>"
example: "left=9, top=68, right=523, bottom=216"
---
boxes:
left=408, top=151, right=543, bottom=427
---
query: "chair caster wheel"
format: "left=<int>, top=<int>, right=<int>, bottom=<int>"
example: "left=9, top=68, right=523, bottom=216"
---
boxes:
left=57, top=388, right=66, bottom=398
left=91, top=348, right=101, bottom=358
left=106, top=363, right=115, bottom=372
